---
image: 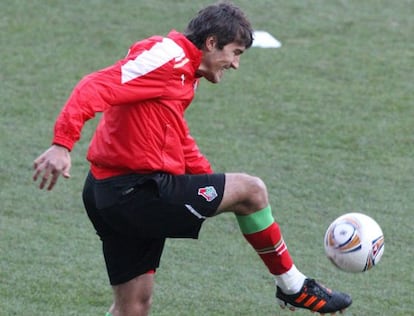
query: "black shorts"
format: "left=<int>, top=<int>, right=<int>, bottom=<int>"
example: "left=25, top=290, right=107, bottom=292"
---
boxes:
left=82, top=172, right=225, bottom=285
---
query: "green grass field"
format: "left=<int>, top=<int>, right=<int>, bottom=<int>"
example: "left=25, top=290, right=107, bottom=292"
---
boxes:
left=1, top=0, right=413, bottom=315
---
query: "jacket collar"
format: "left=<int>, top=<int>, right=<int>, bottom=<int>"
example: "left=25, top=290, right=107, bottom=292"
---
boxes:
left=167, top=30, right=202, bottom=73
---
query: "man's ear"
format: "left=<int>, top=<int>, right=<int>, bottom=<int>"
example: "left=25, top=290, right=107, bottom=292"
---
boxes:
left=205, top=35, right=217, bottom=51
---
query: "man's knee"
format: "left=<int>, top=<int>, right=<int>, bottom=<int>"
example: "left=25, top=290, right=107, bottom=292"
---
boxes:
left=111, top=297, right=152, bottom=316
left=218, top=173, right=268, bottom=214
left=111, top=273, right=154, bottom=316
left=250, top=175, right=267, bottom=199
left=242, top=174, right=268, bottom=212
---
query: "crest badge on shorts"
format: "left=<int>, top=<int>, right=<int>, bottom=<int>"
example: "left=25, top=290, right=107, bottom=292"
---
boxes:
left=198, top=186, right=218, bottom=202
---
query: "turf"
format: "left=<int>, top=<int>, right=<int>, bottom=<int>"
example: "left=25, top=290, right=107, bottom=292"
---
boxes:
left=1, top=0, right=413, bottom=315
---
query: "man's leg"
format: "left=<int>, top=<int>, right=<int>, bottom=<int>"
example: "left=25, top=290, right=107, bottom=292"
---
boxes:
left=82, top=173, right=163, bottom=316
left=216, top=173, right=304, bottom=291
left=107, top=272, right=155, bottom=316
left=216, top=173, right=352, bottom=314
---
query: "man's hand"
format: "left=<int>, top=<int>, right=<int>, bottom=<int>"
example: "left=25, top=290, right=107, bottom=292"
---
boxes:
left=33, top=144, right=72, bottom=190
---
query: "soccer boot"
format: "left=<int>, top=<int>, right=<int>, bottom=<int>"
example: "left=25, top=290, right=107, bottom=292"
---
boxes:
left=276, top=278, right=352, bottom=314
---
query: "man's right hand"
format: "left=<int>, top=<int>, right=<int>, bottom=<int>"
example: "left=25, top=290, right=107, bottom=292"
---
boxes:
left=33, top=144, right=72, bottom=190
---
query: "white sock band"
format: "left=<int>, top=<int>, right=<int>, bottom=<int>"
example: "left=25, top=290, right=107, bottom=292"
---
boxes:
left=275, top=265, right=306, bottom=294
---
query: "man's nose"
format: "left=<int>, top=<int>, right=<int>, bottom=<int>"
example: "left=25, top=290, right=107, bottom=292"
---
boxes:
left=231, top=55, right=240, bottom=69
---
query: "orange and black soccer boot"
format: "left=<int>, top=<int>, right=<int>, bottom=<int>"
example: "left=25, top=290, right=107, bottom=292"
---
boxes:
left=276, top=278, right=352, bottom=314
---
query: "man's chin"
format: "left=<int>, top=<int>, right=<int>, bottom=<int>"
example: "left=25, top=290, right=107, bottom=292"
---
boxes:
left=205, top=75, right=221, bottom=84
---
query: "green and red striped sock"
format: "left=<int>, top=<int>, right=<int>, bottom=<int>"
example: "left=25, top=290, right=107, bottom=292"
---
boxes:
left=236, top=205, right=293, bottom=275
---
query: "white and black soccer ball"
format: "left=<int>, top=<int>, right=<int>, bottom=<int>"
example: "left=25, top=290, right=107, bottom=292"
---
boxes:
left=324, top=212, right=384, bottom=273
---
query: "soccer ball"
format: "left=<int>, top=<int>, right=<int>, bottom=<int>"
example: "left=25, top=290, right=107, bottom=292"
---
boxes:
left=324, top=212, right=384, bottom=273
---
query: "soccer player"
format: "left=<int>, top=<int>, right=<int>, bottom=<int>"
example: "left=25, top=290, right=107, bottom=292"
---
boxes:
left=33, top=2, right=352, bottom=315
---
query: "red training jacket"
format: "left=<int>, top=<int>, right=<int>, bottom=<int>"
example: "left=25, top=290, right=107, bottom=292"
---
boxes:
left=52, top=30, right=213, bottom=179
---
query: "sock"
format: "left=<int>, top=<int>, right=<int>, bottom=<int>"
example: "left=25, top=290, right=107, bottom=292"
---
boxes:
left=236, top=205, right=305, bottom=293
left=275, top=264, right=306, bottom=294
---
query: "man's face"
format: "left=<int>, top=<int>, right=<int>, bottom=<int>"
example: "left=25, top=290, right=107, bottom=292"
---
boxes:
left=197, top=38, right=246, bottom=83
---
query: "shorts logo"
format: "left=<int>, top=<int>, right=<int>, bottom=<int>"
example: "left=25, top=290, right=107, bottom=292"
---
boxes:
left=198, top=186, right=218, bottom=202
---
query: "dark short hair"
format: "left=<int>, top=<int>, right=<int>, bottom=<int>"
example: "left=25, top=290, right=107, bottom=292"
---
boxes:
left=184, top=1, right=253, bottom=50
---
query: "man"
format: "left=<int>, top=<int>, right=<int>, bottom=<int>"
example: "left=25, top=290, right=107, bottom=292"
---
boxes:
left=33, top=2, right=352, bottom=315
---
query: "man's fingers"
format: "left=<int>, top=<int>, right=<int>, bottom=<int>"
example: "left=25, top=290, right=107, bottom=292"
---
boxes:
left=62, top=163, right=71, bottom=179
left=33, top=156, right=45, bottom=181
left=47, top=170, right=60, bottom=191
left=33, top=168, right=41, bottom=181
left=36, top=163, right=69, bottom=190
left=33, top=161, right=48, bottom=182
left=39, top=166, right=52, bottom=189
left=32, top=146, right=71, bottom=190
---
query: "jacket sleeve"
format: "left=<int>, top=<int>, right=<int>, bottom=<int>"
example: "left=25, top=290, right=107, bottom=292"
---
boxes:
left=182, top=119, right=213, bottom=174
left=52, top=78, right=99, bottom=151
left=52, top=52, right=171, bottom=151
